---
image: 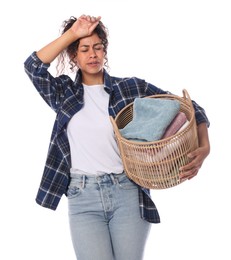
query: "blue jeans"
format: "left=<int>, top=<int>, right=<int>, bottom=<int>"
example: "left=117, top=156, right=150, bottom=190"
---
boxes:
left=67, top=171, right=151, bottom=260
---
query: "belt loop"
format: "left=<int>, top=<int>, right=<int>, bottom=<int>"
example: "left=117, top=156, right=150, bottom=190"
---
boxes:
left=82, top=175, right=86, bottom=188
left=110, top=173, right=118, bottom=185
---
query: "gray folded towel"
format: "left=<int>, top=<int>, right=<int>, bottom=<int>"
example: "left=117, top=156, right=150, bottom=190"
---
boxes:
left=120, top=97, right=180, bottom=142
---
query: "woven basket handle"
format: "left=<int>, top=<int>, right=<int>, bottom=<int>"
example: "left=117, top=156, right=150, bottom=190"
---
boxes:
left=182, top=88, right=194, bottom=111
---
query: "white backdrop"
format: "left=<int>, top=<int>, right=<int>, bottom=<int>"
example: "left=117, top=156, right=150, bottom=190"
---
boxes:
left=1, top=0, right=230, bottom=259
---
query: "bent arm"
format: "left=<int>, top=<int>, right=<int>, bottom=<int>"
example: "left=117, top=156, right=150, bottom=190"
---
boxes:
left=37, top=30, right=78, bottom=64
left=36, top=15, right=101, bottom=64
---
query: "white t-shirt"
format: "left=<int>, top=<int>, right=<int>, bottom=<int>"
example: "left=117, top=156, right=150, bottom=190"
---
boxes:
left=67, top=84, right=124, bottom=175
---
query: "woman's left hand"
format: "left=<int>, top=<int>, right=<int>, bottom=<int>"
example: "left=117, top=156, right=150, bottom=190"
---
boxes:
left=179, top=146, right=210, bottom=180
left=179, top=122, right=210, bottom=180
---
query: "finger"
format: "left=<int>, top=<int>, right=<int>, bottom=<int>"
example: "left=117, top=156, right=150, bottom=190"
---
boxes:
left=79, top=14, right=87, bottom=19
left=180, top=161, right=194, bottom=172
left=95, top=16, right=101, bottom=21
left=90, top=16, right=101, bottom=23
left=188, top=168, right=199, bottom=180
left=180, top=167, right=199, bottom=180
left=188, top=150, right=198, bottom=159
left=86, top=15, right=91, bottom=22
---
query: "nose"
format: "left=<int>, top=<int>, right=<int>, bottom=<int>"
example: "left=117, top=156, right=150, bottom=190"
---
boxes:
left=89, top=47, right=97, bottom=58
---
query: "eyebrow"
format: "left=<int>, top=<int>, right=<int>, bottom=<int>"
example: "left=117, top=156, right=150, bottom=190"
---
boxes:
left=79, top=42, right=103, bottom=48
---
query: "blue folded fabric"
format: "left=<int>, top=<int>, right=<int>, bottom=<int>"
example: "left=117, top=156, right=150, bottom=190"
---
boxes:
left=120, top=98, right=180, bottom=142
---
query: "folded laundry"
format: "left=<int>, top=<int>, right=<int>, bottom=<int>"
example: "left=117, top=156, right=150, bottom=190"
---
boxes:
left=162, top=111, right=187, bottom=139
left=120, top=97, right=180, bottom=142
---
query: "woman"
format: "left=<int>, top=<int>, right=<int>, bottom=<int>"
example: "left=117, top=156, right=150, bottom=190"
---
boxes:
left=24, top=15, right=210, bottom=260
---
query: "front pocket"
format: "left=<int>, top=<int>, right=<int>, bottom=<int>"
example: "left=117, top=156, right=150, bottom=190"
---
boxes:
left=118, top=175, right=138, bottom=190
left=67, top=185, right=81, bottom=199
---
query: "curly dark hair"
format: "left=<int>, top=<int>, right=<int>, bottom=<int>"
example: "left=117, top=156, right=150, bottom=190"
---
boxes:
left=56, top=16, right=109, bottom=75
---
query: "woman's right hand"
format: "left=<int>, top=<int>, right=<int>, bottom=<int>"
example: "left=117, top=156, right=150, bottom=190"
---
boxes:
left=70, top=15, right=101, bottom=39
left=36, top=15, right=101, bottom=64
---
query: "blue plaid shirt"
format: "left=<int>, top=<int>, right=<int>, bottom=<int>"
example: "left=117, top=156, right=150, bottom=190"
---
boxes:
left=24, top=52, right=209, bottom=223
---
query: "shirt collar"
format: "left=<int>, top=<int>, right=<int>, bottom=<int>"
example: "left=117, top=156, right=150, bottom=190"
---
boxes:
left=103, top=70, right=113, bottom=94
left=74, top=69, right=113, bottom=94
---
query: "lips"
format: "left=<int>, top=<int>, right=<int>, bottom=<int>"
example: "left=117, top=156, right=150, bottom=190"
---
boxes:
left=87, top=61, right=99, bottom=65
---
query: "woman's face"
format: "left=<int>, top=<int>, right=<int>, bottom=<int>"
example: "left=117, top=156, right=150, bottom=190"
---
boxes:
left=75, top=33, right=105, bottom=77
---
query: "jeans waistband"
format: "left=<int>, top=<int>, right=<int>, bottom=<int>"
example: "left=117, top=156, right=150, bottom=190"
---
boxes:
left=70, top=169, right=126, bottom=185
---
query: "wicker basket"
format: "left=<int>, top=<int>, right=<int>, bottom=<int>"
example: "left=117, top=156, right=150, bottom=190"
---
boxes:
left=110, top=89, right=198, bottom=189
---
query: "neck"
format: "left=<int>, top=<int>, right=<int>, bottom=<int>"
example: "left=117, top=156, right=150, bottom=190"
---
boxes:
left=82, top=70, right=104, bottom=86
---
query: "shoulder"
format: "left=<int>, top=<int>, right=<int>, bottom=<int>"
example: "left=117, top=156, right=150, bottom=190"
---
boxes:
left=110, top=75, right=163, bottom=95
left=111, top=76, right=145, bottom=85
left=104, top=71, right=167, bottom=96
left=104, top=70, right=145, bottom=87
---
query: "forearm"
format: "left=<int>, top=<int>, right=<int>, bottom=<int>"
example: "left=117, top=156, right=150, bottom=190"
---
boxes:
left=197, top=122, right=210, bottom=155
left=36, top=30, right=77, bottom=64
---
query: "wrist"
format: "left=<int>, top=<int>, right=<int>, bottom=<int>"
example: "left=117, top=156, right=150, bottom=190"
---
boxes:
left=63, top=29, right=80, bottom=44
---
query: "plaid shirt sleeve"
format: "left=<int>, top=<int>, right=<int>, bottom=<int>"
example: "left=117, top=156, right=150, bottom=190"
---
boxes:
left=24, top=52, right=73, bottom=112
left=192, top=100, right=210, bottom=127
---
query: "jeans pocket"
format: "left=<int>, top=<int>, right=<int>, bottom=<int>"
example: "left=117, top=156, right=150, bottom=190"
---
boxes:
left=67, top=180, right=82, bottom=199
left=67, top=186, right=81, bottom=199
left=118, top=175, right=138, bottom=190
